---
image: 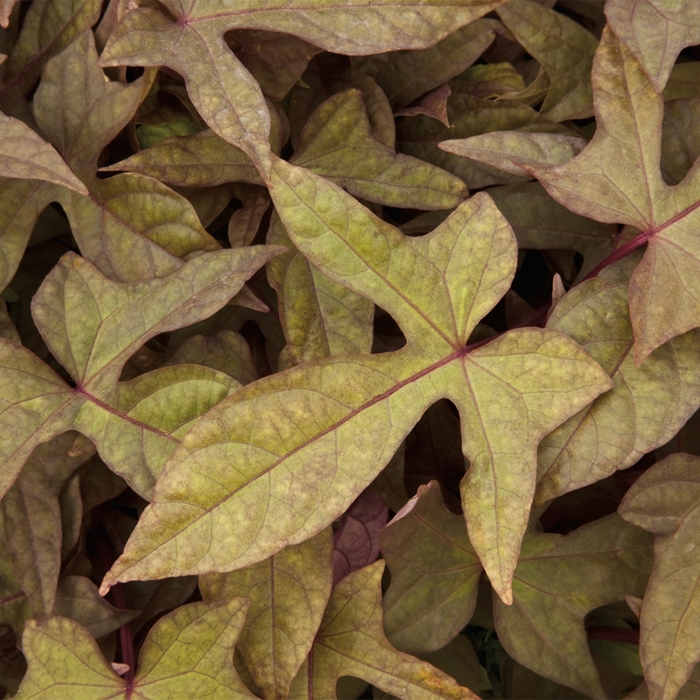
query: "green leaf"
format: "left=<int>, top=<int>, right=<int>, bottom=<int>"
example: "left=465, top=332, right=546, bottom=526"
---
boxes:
left=101, top=159, right=610, bottom=604
left=494, top=514, right=653, bottom=699
left=495, top=0, right=598, bottom=121
left=661, top=98, right=700, bottom=186
left=267, top=210, right=374, bottom=363
left=396, top=94, right=576, bottom=189
left=491, top=27, right=700, bottom=362
left=381, top=481, right=482, bottom=654
left=291, top=89, right=468, bottom=209
left=0, top=0, right=101, bottom=119
left=536, top=254, right=700, bottom=504
left=99, top=0, right=508, bottom=178
left=288, top=562, right=479, bottom=699
left=1, top=433, right=91, bottom=617
left=0, top=247, right=278, bottom=498
left=605, top=0, right=700, bottom=92
left=33, top=30, right=149, bottom=181
left=619, top=453, right=700, bottom=700
left=136, top=114, right=202, bottom=150
left=0, top=116, right=87, bottom=194
left=200, top=529, right=333, bottom=700
left=354, top=19, right=500, bottom=108
left=15, top=600, right=254, bottom=699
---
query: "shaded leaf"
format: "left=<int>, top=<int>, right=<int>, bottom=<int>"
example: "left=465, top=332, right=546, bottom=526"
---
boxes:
left=619, top=453, right=700, bottom=700
left=381, top=481, right=481, bottom=654
left=201, top=529, right=333, bottom=700
left=291, top=89, right=468, bottom=209
left=396, top=94, right=576, bottom=189
left=2, top=434, right=91, bottom=617
left=15, top=599, right=254, bottom=699
left=0, top=247, right=277, bottom=498
left=267, top=210, right=374, bottom=363
left=536, top=254, right=700, bottom=503
left=494, top=514, right=652, bottom=699
left=0, top=0, right=101, bottom=118
left=605, top=0, right=700, bottom=92
left=101, top=159, right=611, bottom=604
left=661, top=97, right=700, bottom=185
left=354, top=19, right=500, bottom=108
left=496, top=0, right=598, bottom=121
left=0, top=116, right=87, bottom=194
left=498, top=27, right=700, bottom=362
left=333, top=491, right=388, bottom=585
left=289, top=562, right=479, bottom=699
left=395, top=84, right=452, bottom=127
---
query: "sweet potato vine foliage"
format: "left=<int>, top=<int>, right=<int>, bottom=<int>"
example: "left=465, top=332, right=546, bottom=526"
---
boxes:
left=4, top=1, right=700, bottom=699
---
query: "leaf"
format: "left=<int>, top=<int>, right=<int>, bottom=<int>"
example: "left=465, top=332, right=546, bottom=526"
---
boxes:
left=333, top=491, right=388, bottom=585
left=288, top=562, right=479, bottom=699
left=494, top=514, right=652, bottom=699
left=14, top=599, right=254, bottom=699
left=381, top=482, right=482, bottom=654
left=536, top=254, right=700, bottom=504
left=354, top=19, right=500, bottom=108
left=619, top=453, right=700, bottom=700
left=0, top=0, right=102, bottom=119
left=490, top=27, right=700, bottom=362
left=605, top=0, right=700, bottom=92
left=396, top=94, right=576, bottom=189
left=267, top=210, right=374, bottom=363
left=291, top=89, right=468, bottom=209
left=0, top=116, right=87, bottom=194
left=661, top=97, right=700, bottom=185
left=200, top=529, right=333, bottom=700
left=438, top=131, right=587, bottom=177
left=101, top=158, right=611, bottom=604
left=486, top=183, right=616, bottom=278
left=32, top=30, right=149, bottom=182
left=2, top=434, right=91, bottom=617
left=495, top=0, right=598, bottom=121
left=395, top=84, right=453, bottom=127
left=0, top=247, right=278, bottom=498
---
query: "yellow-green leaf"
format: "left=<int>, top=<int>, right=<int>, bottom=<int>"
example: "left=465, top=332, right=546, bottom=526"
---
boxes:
left=619, top=453, right=700, bottom=700
left=101, top=158, right=610, bottom=604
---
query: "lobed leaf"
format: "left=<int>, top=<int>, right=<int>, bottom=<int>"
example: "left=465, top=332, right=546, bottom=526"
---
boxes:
left=494, top=514, right=652, bottom=698
left=101, top=159, right=611, bottom=604
left=619, top=453, right=700, bottom=700
left=201, top=529, right=333, bottom=700
left=15, top=600, right=254, bottom=699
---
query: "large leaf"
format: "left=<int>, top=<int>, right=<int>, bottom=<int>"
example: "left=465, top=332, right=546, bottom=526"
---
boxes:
left=619, top=453, right=700, bottom=700
left=444, top=26, right=700, bottom=362
left=288, top=562, right=479, bottom=699
left=200, top=529, right=333, bottom=700
left=0, top=247, right=277, bottom=498
left=605, top=0, right=700, bottom=92
left=494, top=514, right=652, bottom=699
left=381, top=481, right=482, bottom=654
left=536, top=254, right=700, bottom=503
left=101, top=158, right=611, bottom=604
left=14, top=600, right=254, bottom=699
left=99, top=0, right=507, bottom=178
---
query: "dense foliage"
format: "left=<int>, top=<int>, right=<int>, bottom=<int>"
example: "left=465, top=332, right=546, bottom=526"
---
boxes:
left=1, top=0, right=700, bottom=698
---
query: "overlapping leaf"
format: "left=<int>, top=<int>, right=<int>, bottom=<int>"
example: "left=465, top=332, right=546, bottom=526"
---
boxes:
left=14, top=600, right=254, bottom=699
left=381, top=481, right=482, bottom=654
left=442, top=26, right=700, bottom=362
left=99, top=0, right=508, bottom=177
left=536, top=254, right=700, bottom=503
left=100, top=157, right=611, bottom=604
left=0, top=247, right=277, bottom=499
left=200, top=529, right=333, bottom=700
left=494, top=514, right=652, bottom=699
left=287, top=562, right=479, bottom=699
left=619, top=453, right=700, bottom=700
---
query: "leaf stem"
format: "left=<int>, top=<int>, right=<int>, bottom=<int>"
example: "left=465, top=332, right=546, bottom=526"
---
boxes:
left=582, top=233, right=648, bottom=282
